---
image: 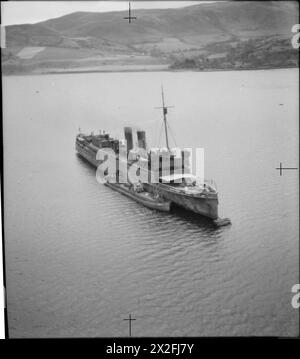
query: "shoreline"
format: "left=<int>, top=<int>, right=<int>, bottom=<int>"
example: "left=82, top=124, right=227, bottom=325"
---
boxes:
left=2, top=64, right=298, bottom=76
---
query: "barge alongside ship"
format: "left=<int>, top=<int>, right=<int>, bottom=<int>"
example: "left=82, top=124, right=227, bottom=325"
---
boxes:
left=104, top=181, right=171, bottom=212
left=75, top=88, right=231, bottom=226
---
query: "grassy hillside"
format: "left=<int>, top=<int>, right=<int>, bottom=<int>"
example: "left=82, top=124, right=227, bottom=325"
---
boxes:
left=2, top=1, right=299, bottom=74
left=170, top=35, right=299, bottom=71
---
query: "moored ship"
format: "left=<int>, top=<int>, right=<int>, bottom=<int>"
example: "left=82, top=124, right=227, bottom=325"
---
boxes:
left=75, top=88, right=230, bottom=224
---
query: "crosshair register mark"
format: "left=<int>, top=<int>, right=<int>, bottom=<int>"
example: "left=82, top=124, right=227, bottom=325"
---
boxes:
left=123, top=3, right=137, bottom=24
left=123, top=314, right=136, bottom=336
left=276, top=162, right=298, bottom=176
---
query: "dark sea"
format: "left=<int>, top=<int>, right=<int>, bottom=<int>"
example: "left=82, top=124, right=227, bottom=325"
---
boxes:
left=3, top=69, right=299, bottom=337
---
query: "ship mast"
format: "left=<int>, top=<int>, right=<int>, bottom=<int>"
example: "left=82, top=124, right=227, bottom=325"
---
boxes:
left=161, top=87, right=170, bottom=151
left=155, top=86, right=174, bottom=151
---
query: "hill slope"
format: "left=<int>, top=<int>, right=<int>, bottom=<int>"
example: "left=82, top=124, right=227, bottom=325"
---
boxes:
left=2, top=1, right=299, bottom=74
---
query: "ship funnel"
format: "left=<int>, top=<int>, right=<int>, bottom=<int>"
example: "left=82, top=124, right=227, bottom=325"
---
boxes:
left=137, top=130, right=147, bottom=150
left=124, top=127, right=133, bottom=151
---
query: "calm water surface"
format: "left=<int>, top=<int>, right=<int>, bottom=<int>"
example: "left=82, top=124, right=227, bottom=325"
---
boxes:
left=3, top=69, right=299, bottom=337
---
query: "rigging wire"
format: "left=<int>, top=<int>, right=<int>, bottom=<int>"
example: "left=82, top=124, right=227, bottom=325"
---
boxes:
left=157, top=121, right=164, bottom=148
left=166, top=121, right=178, bottom=148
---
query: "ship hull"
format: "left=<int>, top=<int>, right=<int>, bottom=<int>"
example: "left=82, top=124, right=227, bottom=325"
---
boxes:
left=143, top=183, right=219, bottom=219
left=76, top=141, right=218, bottom=219
left=76, top=141, right=100, bottom=167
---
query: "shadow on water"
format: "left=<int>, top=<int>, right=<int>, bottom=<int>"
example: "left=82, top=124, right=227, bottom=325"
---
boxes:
left=76, top=153, right=96, bottom=171
left=169, top=203, right=229, bottom=236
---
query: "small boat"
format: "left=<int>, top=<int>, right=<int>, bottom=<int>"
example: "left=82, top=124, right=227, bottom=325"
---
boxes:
left=104, top=180, right=171, bottom=212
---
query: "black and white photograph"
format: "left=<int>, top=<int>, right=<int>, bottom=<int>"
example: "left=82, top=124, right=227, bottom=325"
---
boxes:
left=1, top=0, right=299, bottom=339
